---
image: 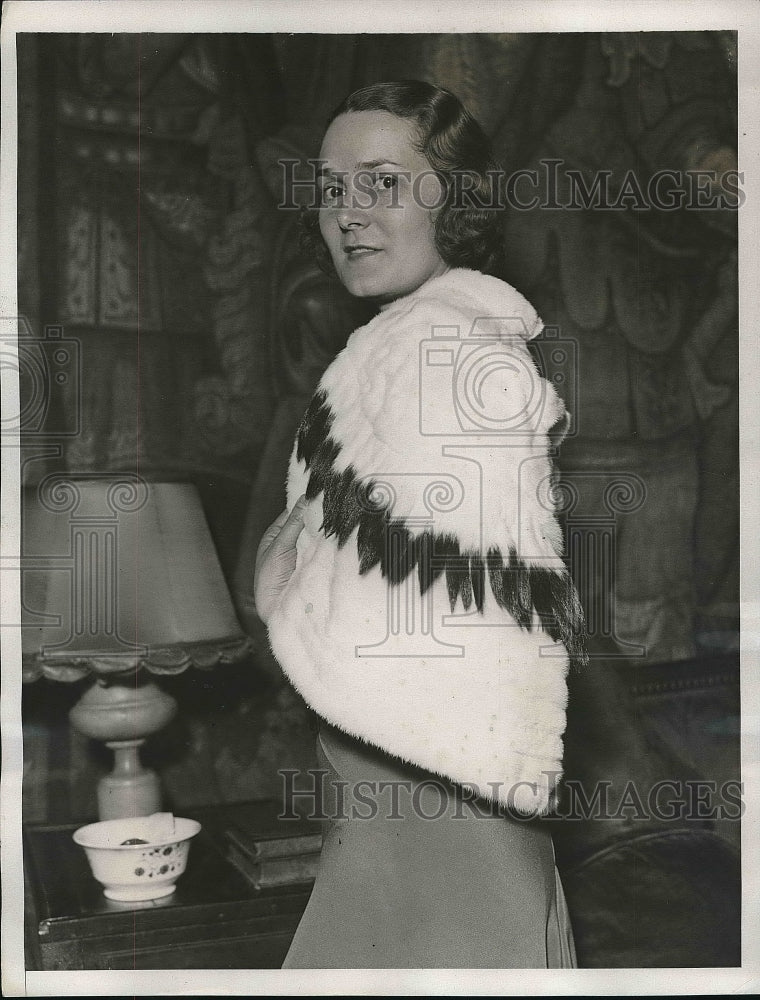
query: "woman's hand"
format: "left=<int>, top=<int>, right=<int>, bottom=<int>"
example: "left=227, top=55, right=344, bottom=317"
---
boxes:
left=253, top=495, right=308, bottom=624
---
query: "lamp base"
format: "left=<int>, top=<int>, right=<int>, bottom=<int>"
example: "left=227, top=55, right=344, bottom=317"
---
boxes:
left=98, top=740, right=162, bottom=820
left=69, top=675, right=177, bottom=820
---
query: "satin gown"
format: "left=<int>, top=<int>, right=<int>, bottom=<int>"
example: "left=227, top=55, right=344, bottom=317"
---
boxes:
left=282, top=723, right=576, bottom=969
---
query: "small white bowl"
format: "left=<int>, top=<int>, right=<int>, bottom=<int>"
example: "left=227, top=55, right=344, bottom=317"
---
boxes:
left=73, top=815, right=201, bottom=901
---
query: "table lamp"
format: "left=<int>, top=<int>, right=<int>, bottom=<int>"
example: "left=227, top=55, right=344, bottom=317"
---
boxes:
left=22, top=474, right=252, bottom=820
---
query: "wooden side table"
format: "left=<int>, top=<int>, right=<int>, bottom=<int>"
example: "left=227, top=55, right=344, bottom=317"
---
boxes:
left=24, top=800, right=316, bottom=970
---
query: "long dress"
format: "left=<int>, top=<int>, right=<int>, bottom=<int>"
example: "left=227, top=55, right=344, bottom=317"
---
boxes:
left=283, top=723, right=576, bottom=969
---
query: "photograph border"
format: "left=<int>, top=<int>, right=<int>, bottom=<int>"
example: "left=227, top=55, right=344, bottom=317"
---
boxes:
left=2, top=1, right=758, bottom=995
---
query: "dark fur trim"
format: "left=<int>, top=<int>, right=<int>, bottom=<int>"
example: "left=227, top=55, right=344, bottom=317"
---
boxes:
left=296, top=393, right=588, bottom=668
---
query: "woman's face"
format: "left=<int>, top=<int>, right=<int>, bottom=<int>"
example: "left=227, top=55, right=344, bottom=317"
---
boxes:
left=317, top=110, right=449, bottom=304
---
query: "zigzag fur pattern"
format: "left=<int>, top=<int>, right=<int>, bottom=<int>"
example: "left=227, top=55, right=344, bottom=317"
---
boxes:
left=297, top=389, right=588, bottom=670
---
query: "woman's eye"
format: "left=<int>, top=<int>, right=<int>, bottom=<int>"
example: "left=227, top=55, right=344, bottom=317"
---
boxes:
left=321, top=184, right=343, bottom=204
left=376, top=174, right=397, bottom=190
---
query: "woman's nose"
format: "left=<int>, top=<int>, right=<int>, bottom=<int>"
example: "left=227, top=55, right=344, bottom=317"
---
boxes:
left=336, top=204, right=367, bottom=231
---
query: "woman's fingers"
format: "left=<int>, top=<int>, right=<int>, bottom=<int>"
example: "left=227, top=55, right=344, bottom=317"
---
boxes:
left=253, top=496, right=308, bottom=622
left=255, top=507, right=291, bottom=569
left=272, top=495, right=308, bottom=551
left=256, top=496, right=306, bottom=560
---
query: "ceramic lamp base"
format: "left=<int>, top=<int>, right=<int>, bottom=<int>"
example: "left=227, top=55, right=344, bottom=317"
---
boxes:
left=97, top=740, right=161, bottom=820
left=69, top=675, right=177, bottom=820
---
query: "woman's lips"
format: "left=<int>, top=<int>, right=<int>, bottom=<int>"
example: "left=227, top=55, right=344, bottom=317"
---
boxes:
left=344, top=246, right=382, bottom=259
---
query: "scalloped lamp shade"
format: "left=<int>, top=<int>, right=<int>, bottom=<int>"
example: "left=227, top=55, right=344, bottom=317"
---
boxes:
left=22, top=477, right=251, bottom=819
left=22, top=478, right=249, bottom=681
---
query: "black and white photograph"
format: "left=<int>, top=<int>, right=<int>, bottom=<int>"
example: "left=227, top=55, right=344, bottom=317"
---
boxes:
left=1, top=0, right=757, bottom=994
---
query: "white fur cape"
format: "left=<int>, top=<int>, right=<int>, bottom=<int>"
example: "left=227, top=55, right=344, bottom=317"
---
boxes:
left=267, top=268, right=586, bottom=814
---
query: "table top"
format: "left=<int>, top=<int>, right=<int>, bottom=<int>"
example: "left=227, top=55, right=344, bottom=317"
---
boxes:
left=24, top=800, right=318, bottom=944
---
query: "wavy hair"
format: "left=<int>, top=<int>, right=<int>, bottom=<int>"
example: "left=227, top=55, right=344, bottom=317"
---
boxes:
left=300, top=80, right=505, bottom=278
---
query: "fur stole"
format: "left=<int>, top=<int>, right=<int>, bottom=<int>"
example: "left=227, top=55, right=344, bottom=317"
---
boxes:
left=267, top=268, right=587, bottom=814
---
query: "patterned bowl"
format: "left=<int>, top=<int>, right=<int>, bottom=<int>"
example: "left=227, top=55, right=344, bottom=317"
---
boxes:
left=73, top=814, right=202, bottom=901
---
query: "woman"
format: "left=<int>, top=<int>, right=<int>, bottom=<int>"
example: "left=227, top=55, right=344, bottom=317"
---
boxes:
left=255, top=80, right=586, bottom=968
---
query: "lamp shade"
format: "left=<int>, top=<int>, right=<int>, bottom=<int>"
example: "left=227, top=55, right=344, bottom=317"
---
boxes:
left=22, top=476, right=251, bottom=682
